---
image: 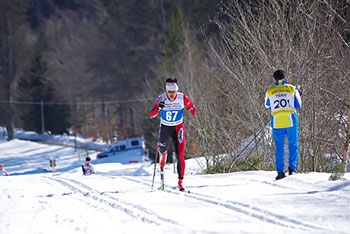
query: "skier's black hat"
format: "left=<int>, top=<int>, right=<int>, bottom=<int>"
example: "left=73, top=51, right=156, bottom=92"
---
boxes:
left=273, top=70, right=285, bottom=80
left=166, top=78, right=177, bottom=83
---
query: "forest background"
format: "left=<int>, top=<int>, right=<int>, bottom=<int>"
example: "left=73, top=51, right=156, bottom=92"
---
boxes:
left=1, top=0, right=349, bottom=173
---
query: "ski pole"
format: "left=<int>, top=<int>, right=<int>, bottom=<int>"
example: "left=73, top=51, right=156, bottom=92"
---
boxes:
left=151, top=142, right=159, bottom=190
left=151, top=122, right=162, bottom=190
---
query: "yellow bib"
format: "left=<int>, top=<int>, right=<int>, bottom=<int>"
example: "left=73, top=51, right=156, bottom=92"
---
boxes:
left=267, top=83, right=296, bottom=128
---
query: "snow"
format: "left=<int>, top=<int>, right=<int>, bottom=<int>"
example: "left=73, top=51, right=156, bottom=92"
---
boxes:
left=9, top=127, right=109, bottom=151
left=0, top=134, right=350, bottom=234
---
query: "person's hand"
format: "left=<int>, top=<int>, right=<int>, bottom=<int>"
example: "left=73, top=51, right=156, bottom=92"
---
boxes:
left=297, top=87, right=303, bottom=96
left=158, top=100, right=165, bottom=110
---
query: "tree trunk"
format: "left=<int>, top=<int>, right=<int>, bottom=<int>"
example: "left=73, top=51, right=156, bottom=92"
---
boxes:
left=5, top=104, right=14, bottom=140
left=344, top=104, right=350, bottom=172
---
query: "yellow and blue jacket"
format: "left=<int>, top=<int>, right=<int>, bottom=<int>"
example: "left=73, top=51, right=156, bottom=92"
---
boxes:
left=265, top=80, right=302, bottom=129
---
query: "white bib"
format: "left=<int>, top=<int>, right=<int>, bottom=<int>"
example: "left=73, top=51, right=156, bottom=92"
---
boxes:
left=159, top=93, right=184, bottom=126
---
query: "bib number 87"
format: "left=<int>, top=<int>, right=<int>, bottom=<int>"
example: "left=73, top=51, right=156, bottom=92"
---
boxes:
left=166, top=111, right=178, bottom=121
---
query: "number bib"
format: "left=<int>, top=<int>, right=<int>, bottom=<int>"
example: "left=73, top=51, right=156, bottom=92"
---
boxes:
left=267, top=85, right=296, bottom=128
left=159, top=93, right=184, bottom=126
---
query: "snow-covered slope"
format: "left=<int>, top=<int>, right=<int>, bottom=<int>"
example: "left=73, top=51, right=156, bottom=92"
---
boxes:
left=0, top=138, right=349, bottom=234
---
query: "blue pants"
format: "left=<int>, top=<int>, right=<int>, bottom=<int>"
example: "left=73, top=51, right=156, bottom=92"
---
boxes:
left=273, top=126, right=298, bottom=173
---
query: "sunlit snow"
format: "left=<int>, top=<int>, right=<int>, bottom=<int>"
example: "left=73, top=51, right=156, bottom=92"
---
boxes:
left=0, top=132, right=349, bottom=234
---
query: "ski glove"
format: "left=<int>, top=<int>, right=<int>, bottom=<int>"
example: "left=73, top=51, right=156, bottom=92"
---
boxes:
left=158, top=100, right=165, bottom=110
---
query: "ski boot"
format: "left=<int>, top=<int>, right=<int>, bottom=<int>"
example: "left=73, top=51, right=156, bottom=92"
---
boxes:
left=275, top=172, right=286, bottom=180
left=159, top=151, right=168, bottom=167
left=288, top=167, right=297, bottom=175
left=159, top=151, right=167, bottom=191
left=178, top=179, right=185, bottom=192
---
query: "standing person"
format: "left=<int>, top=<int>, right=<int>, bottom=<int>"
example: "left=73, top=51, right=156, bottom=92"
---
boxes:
left=149, top=78, right=196, bottom=191
left=82, top=156, right=95, bottom=175
left=0, top=164, right=8, bottom=176
left=265, top=70, right=302, bottom=180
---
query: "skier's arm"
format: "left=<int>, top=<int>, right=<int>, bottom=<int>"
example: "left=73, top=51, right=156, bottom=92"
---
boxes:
left=294, top=88, right=302, bottom=109
left=264, top=92, right=271, bottom=109
left=184, top=95, right=196, bottom=115
left=149, top=97, right=162, bottom=118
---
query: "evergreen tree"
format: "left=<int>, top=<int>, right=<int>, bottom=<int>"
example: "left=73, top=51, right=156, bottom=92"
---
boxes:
left=17, top=47, right=70, bottom=134
left=181, top=0, right=219, bottom=38
left=162, top=5, right=187, bottom=73
left=0, top=0, right=31, bottom=139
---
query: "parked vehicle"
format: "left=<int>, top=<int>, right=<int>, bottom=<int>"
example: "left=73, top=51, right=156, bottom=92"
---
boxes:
left=96, top=136, right=148, bottom=164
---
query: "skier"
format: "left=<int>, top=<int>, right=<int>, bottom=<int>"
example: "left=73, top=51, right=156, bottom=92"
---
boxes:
left=0, top=164, right=8, bottom=176
left=265, top=70, right=302, bottom=180
left=149, top=78, right=196, bottom=191
left=82, top=156, right=95, bottom=175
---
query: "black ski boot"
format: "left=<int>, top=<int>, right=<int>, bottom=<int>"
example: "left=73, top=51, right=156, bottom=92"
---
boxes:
left=275, top=172, right=286, bottom=180
left=288, top=167, right=296, bottom=175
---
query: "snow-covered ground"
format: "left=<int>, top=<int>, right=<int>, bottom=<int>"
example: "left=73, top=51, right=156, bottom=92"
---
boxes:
left=0, top=135, right=350, bottom=234
left=4, top=127, right=110, bottom=151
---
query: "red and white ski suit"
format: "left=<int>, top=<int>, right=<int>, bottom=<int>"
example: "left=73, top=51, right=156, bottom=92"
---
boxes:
left=82, top=163, right=95, bottom=175
left=149, top=92, right=196, bottom=179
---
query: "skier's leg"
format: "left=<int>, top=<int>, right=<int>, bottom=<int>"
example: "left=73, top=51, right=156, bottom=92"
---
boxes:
left=175, top=124, right=185, bottom=182
left=273, top=128, right=286, bottom=173
left=159, top=125, right=170, bottom=167
left=287, top=125, right=298, bottom=171
left=172, top=135, right=184, bottom=191
left=158, top=125, right=172, bottom=191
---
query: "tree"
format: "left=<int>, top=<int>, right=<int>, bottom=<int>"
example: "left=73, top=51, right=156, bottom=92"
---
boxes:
left=41, top=0, right=166, bottom=140
left=0, top=0, right=34, bottom=139
left=17, top=46, right=70, bottom=134
left=209, top=0, right=350, bottom=172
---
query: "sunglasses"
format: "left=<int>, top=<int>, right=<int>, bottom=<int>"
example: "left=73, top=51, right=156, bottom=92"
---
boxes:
left=167, top=90, right=177, bottom=94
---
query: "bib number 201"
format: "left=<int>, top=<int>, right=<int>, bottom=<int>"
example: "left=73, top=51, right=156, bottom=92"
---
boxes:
left=166, top=111, right=178, bottom=121
left=274, top=99, right=290, bottom=109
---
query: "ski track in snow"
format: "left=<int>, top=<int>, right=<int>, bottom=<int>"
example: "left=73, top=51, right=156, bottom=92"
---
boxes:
left=44, top=176, right=179, bottom=226
left=10, top=169, right=347, bottom=234
left=120, top=176, right=338, bottom=234
left=42, top=174, right=332, bottom=233
left=1, top=137, right=350, bottom=234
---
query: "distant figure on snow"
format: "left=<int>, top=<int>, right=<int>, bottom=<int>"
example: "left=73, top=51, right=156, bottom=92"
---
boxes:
left=0, top=164, right=9, bottom=176
left=82, top=157, right=95, bottom=175
left=265, top=70, right=302, bottom=180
